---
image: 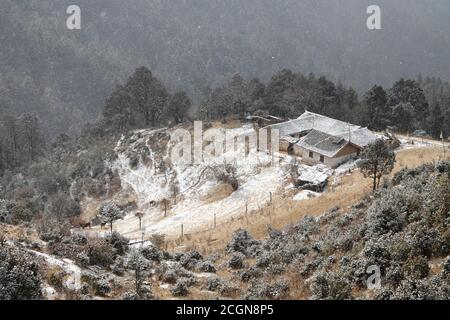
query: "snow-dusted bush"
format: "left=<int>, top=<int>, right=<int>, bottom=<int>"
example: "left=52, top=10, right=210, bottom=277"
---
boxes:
left=280, top=242, right=309, bottom=264
left=393, top=279, right=430, bottom=300
left=364, top=189, right=408, bottom=237
left=385, top=263, right=404, bottom=287
left=106, top=231, right=129, bottom=256
left=444, top=257, right=450, bottom=275
left=70, top=233, right=87, bottom=246
left=373, top=288, right=394, bottom=300
left=290, top=216, right=320, bottom=238
left=195, top=260, right=216, bottom=273
left=121, top=291, right=140, bottom=300
left=127, top=250, right=150, bottom=297
left=340, top=256, right=368, bottom=288
left=0, top=247, right=42, bottom=300
left=205, top=277, right=223, bottom=292
left=267, top=225, right=282, bottom=239
left=309, top=271, right=352, bottom=300
left=402, top=255, right=429, bottom=279
left=299, top=257, right=323, bottom=277
left=362, top=237, right=392, bottom=271
left=265, top=263, right=286, bottom=276
left=228, top=252, right=245, bottom=269
left=180, top=251, right=203, bottom=270
left=85, top=238, right=115, bottom=267
left=76, top=252, right=90, bottom=268
left=404, top=223, right=439, bottom=257
left=112, top=257, right=125, bottom=276
left=242, top=279, right=289, bottom=300
left=156, top=261, right=195, bottom=284
left=239, top=266, right=263, bottom=282
left=255, top=251, right=272, bottom=268
left=171, top=280, right=189, bottom=297
left=93, top=277, right=111, bottom=296
left=140, top=245, right=163, bottom=262
left=226, top=229, right=260, bottom=256
left=161, top=269, right=177, bottom=284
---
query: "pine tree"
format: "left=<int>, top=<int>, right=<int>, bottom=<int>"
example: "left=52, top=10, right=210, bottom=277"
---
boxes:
left=429, top=103, right=443, bottom=139
left=359, top=140, right=396, bottom=191
left=126, top=67, right=168, bottom=127
left=166, top=91, right=191, bottom=124
left=362, top=85, right=388, bottom=131
left=99, top=202, right=125, bottom=234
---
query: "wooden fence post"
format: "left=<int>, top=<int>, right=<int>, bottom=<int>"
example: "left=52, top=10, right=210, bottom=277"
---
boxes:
left=164, top=201, right=167, bottom=217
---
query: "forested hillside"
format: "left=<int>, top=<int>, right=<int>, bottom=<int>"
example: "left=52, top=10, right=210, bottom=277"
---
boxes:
left=1, top=0, right=450, bottom=134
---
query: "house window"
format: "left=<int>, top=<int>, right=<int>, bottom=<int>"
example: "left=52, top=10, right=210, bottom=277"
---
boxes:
left=309, top=151, right=314, bottom=158
left=320, top=155, right=325, bottom=163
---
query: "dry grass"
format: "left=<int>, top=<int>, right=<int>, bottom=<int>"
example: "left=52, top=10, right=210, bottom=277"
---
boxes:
left=167, top=147, right=447, bottom=254
left=200, top=183, right=234, bottom=203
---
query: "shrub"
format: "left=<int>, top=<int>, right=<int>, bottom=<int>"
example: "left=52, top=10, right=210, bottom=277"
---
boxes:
left=226, top=229, right=260, bottom=256
left=228, top=253, right=245, bottom=269
left=141, top=245, right=162, bottom=262
left=106, top=232, right=129, bottom=256
left=239, top=266, right=263, bottom=282
left=195, top=261, right=216, bottom=273
left=85, top=239, right=115, bottom=267
left=93, top=277, right=111, bottom=296
left=179, top=251, right=203, bottom=270
left=171, top=280, right=188, bottom=297
left=242, top=279, right=289, bottom=300
left=309, top=272, right=352, bottom=300
left=0, top=247, right=42, bottom=300
left=402, top=255, right=429, bottom=279
left=161, top=270, right=177, bottom=284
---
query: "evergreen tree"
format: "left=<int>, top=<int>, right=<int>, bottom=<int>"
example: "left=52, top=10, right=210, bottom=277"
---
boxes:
left=127, top=250, right=150, bottom=298
left=429, top=102, right=444, bottom=139
left=166, top=91, right=191, bottom=124
left=362, top=85, right=388, bottom=131
left=102, top=85, right=133, bottom=131
left=18, top=113, right=44, bottom=162
left=387, top=79, right=429, bottom=130
left=359, top=140, right=396, bottom=191
left=99, top=202, right=125, bottom=234
left=126, top=67, right=168, bottom=127
left=391, top=103, right=414, bottom=133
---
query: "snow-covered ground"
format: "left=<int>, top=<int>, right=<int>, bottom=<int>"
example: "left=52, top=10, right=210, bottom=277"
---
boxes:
left=293, top=190, right=320, bottom=201
left=86, top=127, right=443, bottom=240
left=98, top=126, right=291, bottom=238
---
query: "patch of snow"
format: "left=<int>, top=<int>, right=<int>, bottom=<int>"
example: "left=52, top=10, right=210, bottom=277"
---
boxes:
left=298, top=164, right=333, bottom=184
left=29, top=249, right=81, bottom=291
left=293, top=190, right=320, bottom=201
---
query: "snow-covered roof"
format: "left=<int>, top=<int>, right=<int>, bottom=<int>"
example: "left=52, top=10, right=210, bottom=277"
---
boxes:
left=298, top=164, right=333, bottom=184
left=265, top=111, right=378, bottom=149
left=280, top=135, right=301, bottom=144
left=296, top=129, right=349, bottom=158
